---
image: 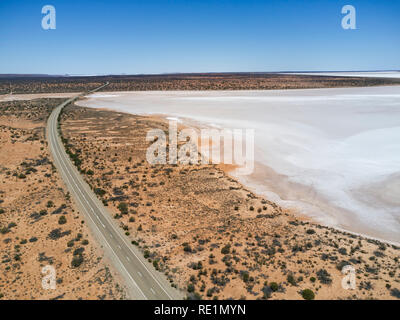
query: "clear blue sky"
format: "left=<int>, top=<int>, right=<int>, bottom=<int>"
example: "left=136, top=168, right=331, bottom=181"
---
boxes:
left=0, top=0, right=399, bottom=75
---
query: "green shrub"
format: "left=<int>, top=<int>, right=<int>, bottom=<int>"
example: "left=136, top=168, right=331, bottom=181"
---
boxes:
left=117, top=202, right=128, bottom=215
left=58, top=215, right=67, bottom=225
left=8, top=222, right=16, bottom=228
left=0, top=227, right=9, bottom=234
left=287, top=274, right=297, bottom=286
left=187, top=283, right=195, bottom=293
left=241, top=271, right=250, bottom=283
left=316, top=269, right=332, bottom=284
left=302, top=289, right=315, bottom=300
left=94, top=188, right=106, bottom=196
left=183, top=243, right=192, bottom=253
left=221, top=244, right=231, bottom=255
left=71, top=254, right=84, bottom=268
left=269, top=282, right=279, bottom=292
left=153, top=260, right=158, bottom=269
left=73, top=247, right=85, bottom=256
left=390, top=288, right=400, bottom=299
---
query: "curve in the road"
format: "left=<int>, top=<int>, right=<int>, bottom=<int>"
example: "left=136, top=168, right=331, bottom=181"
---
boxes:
left=46, top=84, right=182, bottom=300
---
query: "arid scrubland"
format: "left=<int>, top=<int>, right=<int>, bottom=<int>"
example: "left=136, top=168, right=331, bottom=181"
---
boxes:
left=59, top=104, right=400, bottom=300
left=0, top=99, right=126, bottom=299
left=2, top=73, right=400, bottom=94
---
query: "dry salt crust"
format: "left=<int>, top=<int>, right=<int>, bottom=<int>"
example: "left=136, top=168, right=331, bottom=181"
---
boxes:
left=77, top=85, right=400, bottom=244
left=286, top=71, right=400, bottom=79
left=0, top=92, right=81, bottom=102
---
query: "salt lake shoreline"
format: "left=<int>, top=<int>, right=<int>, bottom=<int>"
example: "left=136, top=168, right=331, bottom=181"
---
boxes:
left=75, top=87, right=400, bottom=246
left=3, top=87, right=399, bottom=246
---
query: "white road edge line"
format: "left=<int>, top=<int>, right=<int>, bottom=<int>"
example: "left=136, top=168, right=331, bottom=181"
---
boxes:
left=48, top=86, right=176, bottom=300
left=50, top=103, right=175, bottom=300
left=50, top=120, right=147, bottom=299
left=47, top=89, right=150, bottom=300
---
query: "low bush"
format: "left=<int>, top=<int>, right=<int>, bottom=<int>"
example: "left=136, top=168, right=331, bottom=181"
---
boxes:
left=302, top=289, right=315, bottom=300
left=58, top=215, right=67, bottom=225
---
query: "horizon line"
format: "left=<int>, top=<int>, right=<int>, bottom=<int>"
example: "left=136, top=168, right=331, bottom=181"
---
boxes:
left=0, top=70, right=399, bottom=78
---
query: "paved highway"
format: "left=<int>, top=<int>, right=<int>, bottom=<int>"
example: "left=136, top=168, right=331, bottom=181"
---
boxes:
left=46, top=84, right=182, bottom=300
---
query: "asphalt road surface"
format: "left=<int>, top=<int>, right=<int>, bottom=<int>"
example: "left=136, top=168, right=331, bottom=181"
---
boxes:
left=46, top=84, right=182, bottom=300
